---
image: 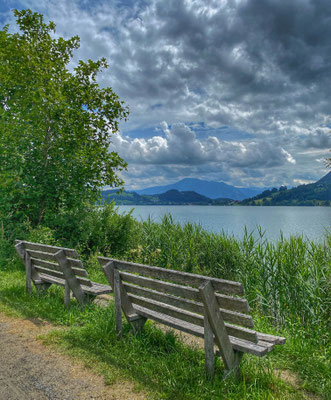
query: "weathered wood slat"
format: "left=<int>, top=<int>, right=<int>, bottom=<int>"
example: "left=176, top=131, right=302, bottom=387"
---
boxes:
left=31, top=258, right=88, bottom=278
left=33, top=264, right=93, bottom=287
left=27, top=249, right=83, bottom=268
left=55, top=250, right=86, bottom=306
left=129, top=293, right=204, bottom=327
left=134, top=305, right=269, bottom=357
left=98, top=257, right=244, bottom=296
left=102, top=262, right=143, bottom=324
left=39, top=274, right=65, bottom=286
left=37, top=275, right=112, bottom=296
left=199, top=281, right=235, bottom=369
left=124, top=282, right=254, bottom=328
left=129, top=293, right=257, bottom=342
left=256, top=332, right=286, bottom=345
left=82, top=284, right=112, bottom=295
left=203, top=311, right=215, bottom=379
left=15, top=240, right=79, bottom=258
left=119, top=270, right=249, bottom=313
left=114, top=268, right=123, bottom=338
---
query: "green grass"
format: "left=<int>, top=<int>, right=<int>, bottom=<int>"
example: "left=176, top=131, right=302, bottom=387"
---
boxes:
left=0, top=214, right=330, bottom=399
left=0, top=267, right=329, bottom=399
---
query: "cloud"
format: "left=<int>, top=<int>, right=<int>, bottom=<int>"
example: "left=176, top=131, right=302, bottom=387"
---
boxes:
left=111, top=121, right=296, bottom=169
left=302, top=128, right=331, bottom=149
left=2, top=0, right=330, bottom=188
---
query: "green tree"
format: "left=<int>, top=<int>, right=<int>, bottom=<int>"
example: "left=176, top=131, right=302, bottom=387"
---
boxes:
left=0, top=9, right=128, bottom=227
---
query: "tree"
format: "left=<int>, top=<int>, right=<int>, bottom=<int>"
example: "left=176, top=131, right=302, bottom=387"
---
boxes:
left=0, top=9, right=128, bottom=226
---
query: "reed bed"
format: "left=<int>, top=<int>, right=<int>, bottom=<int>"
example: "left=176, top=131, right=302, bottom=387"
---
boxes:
left=124, top=214, right=330, bottom=335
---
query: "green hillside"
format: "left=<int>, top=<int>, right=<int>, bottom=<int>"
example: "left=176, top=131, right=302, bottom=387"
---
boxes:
left=241, top=172, right=331, bottom=206
left=101, top=189, right=233, bottom=205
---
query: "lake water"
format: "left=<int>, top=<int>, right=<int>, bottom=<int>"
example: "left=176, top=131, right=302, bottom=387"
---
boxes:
left=117, top=205, right=331, bottom=242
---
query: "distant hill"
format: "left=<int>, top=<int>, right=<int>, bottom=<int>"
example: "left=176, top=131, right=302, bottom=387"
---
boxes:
left=136, top=178, right=268, bottom=201
left=241, top=172, right=331, bottom=206
left=101, top=189, right=233, bottom=205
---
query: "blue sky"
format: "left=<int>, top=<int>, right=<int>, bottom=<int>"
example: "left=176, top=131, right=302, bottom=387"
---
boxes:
left=1, top=0, right=330, bottom=189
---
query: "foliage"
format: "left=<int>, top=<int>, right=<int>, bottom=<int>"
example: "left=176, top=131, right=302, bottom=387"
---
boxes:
left=0, top=9, right=128, bottom=227
left=241, top=172, right=331, bottom=206
left=125, top=215, right=330, bottom=332
left=77, top=202, right=140, bottom=256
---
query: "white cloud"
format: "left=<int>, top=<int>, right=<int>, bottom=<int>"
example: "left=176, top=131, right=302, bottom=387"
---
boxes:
left=111, top=121, right=296, bottom=168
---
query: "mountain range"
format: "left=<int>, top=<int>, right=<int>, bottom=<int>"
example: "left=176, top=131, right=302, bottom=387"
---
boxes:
left=101, top=189, right=232, bottom=205
left=101, top=172, right=331, bottom=206
left=135, top=178, right=269, bottom=200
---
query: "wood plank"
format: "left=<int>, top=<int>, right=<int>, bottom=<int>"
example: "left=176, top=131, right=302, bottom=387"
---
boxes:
left=114, top=268, right=123, bottom=338
left=33, top=265, right=93, bottom=287
left=31, top=258, right=89, bottom=278
left=199, top=281, right=235, bottom=370
left=128, top=292, right=257, bottom=342
left=27, top=249, right=83, bottom=268
left=123, top=282, right=254, bottom=328
left=55, top=250, right=86, bottom=306
left=15, top=241, right=41, bottom=285
left=26, top=249, right=58, bottom=263
left=203, top=311, right=215, bottom=379
left=82, top=284, right=112, bottom=295
left=64, top=282, right=70, bottom=307
left=218, top=338, right=269, bottom=357
left=26, top=252, right=32, bottom=295
left=128, top=293, right=204, bottom=327
left=98, top=257, right=244, bottom=296
left=256, top=333, right=286, bottom=345
left=102, top=261, right=142, bottom=322
left=133, top=305, right=269, bottom=357
left=119, top=271, right=249, bottom=313
left=15, top=240, right=78, bottom=258
left=39, top=274, right=66, bottom=286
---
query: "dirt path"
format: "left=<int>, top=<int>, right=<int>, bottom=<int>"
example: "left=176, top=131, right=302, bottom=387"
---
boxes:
left=0, top=313, right=146, bottom=400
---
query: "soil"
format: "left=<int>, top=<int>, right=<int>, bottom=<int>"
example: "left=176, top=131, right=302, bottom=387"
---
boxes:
left=0, top=313, right=146, bottom=400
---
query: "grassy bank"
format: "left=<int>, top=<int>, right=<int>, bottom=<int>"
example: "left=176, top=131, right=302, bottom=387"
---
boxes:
left=0, top=205, right=330, bottom=399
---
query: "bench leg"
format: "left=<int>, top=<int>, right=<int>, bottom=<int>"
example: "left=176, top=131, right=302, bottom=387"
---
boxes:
left=35, top=282, right=52, bottom=293
left=204, top=311, right=215, bottom=380
left=130, top=316, right=147, bottom=334
left=64, top=282, right=71, bottom=307
left=223, top=350, right=244, bottom=380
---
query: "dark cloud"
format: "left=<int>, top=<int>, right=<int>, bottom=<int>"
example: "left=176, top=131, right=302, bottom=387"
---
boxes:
left=3, top=0, right=331, bottom=187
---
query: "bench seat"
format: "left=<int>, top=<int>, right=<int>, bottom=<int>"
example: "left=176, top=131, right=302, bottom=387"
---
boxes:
left=99, top=256, right=286, bottom=380
left=133, top=305, right=284, bottom=357
left=38, top=274, right=112, bottom=296
left=15, top=240, right=112, bottom=306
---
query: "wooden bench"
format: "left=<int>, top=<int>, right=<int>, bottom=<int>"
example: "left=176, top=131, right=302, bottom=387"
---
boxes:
left=15, top=240, right=112, bottom=306
left=98, top=257, right=286, bottom=379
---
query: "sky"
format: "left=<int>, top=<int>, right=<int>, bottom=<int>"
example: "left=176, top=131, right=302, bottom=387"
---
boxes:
left=1, top=0, right=330, bottom=189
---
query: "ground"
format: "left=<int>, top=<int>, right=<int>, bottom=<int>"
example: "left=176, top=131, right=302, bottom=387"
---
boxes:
left=0, top=313, right=146, bottom=400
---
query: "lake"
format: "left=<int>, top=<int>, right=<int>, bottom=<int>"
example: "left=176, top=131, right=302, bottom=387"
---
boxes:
left=117, top=205, right=331, bottom=242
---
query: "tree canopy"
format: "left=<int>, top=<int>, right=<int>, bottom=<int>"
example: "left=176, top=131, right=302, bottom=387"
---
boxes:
left=0, top=9, right=128, bottom=226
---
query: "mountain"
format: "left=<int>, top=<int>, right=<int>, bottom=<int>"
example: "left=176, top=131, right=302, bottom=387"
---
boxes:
left=241, top=172, right=331, bottom=206
left=101, top=189, right=233, bottom=205
left=135, top=178, right=268, bottom=201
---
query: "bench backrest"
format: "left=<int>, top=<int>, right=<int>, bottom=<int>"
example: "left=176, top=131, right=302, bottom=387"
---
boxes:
left=98, top=257, right=258, bottom=344
left=15, top=240, right=92, bottom=287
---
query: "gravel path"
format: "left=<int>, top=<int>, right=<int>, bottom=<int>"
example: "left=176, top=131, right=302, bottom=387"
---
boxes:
left=0, top=313, right=146, bottom=400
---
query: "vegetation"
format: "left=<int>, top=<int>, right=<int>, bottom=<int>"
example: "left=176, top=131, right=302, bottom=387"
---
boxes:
left=0, top=10, right=128, bottom=228
left=0, top=205, right=330, bottom=399
left=241, top=172, right=331, bottom=206
left=0, top=8, right=330, bottom=400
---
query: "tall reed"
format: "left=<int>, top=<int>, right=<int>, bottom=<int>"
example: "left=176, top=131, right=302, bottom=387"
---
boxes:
left=126, top=215, right=330, bottom=333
